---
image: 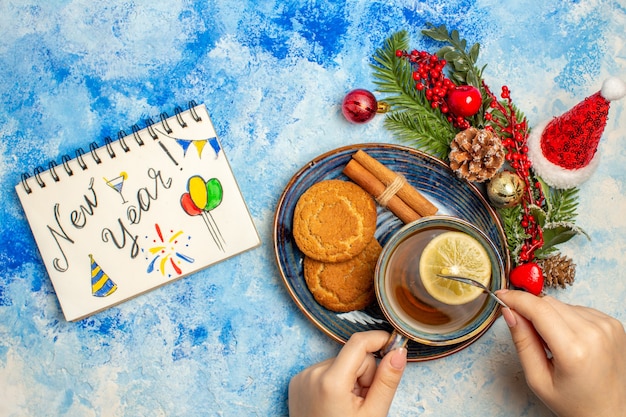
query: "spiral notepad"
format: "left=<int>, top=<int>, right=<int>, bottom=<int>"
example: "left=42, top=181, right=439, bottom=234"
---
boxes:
left=15, top=102, right=260, bottom=321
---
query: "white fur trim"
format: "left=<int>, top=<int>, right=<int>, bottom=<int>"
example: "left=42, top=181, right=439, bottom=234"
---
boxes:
left=527, top=120, right=601, bottom=189
left=601, top=77, right=626, bottom=101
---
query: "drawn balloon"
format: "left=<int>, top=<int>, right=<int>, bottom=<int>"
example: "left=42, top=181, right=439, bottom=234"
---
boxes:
left=181, top=192, right=203, bottom=216
left=180, top=175, right=226, bottom=251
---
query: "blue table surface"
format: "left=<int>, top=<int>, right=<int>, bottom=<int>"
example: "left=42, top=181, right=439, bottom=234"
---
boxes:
left=1, top=1, right=624, bottom=416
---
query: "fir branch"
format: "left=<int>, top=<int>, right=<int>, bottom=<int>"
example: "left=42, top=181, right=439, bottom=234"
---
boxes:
left=529, top=184, right=586, bottom=257
left=384, top=111, right=454, bottom=160
left=371, top=30, right=424, bottom=108
left=371, top=30, right=457, bottom=156
left=540, top=179, right=580, bottom=223
left=532, top=182, right=586, bottom=257
left=498, top=204, right=530, bottom=266
left=489, top=98, right=529, bottom=139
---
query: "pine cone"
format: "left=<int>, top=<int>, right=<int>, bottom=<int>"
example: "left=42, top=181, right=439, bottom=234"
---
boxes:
left=537, top=254, right=576, bottom=289
left=449, top=127, right=505, bottom=182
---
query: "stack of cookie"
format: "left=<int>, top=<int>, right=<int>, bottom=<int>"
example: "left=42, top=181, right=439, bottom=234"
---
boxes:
left=292, top=179, right=381, bottom=312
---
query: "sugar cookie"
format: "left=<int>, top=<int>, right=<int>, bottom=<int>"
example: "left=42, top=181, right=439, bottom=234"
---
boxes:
left=304, top=238, right=382, bottom=312
left=293, top=179, right=377, bottom=262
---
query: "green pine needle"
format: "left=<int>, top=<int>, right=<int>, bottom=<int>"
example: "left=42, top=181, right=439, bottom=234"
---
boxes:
left=497, top=205, right=529, bottom=264
left=541, top=178, right=580, bottom=223
left=384, top=111, right=455, bottom=160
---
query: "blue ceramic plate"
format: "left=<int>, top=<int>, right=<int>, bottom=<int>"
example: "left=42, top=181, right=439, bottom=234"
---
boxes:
left=273, top=143, right=510, bottom=361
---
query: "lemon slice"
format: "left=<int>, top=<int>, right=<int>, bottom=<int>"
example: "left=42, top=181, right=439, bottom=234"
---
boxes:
left=419, top=231, right=492, bottom=305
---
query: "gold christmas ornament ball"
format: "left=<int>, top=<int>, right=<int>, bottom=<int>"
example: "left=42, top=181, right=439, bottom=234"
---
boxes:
left=487, top=171, right=525, bottom=208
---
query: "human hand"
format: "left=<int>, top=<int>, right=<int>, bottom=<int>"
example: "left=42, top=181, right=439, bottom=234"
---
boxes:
left=288, top=330, right=407, bottom=417
left=497, top=289, right=626, bottom=417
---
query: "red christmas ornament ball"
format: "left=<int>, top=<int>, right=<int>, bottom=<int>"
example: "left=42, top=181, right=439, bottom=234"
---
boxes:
left=446, top=85, right=482, bottom=118
left=342, top=89, right=380, bottom=123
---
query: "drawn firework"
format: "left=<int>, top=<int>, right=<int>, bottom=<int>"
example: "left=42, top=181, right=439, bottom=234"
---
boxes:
left=146, top=223, right=195, bottom=276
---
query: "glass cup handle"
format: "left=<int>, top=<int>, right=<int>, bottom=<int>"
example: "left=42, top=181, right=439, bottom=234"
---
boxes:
left=380, top=330, right=408, bottom=356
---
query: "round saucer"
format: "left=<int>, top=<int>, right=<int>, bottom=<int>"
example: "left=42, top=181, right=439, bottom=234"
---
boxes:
left=273, top=143, right=510, bottom=361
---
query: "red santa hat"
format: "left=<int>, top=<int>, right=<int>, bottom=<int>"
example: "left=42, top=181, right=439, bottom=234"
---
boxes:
left=527, top=77, right=626, bottom=189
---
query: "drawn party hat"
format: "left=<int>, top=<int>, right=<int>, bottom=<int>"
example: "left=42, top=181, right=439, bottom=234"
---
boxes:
left=89, top=254, right=118, bottom=297
left=527, top=77, right=626, bottom=189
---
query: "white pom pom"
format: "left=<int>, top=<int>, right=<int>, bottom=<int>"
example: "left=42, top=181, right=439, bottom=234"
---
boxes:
left=601, top=77, right=626, bottom=101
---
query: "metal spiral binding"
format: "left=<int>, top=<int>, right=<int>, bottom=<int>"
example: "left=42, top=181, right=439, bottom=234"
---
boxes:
left=145, top=117, right=159, bottom=139
left=48, top=161, right=60, bottom=182
left=33, top=166, right=46, bottom=188
left=117, top=130, right=130, bottom=152
left=174, top=106, right=187, bottom=128
left=75, top=148, right=88, bottom=170
left=131, top=124, right=144, bottom=146
left=104, top=136, right=116, bottom=158
left=189, top=100, right=202, bottom=122
left=89, top=142, right=102, bottom=164
left=61, top=155, right=73, bottom=176
left=19, top=101, right=201, bottom=194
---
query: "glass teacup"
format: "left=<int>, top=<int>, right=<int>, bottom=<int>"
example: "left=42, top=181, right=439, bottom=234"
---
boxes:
left=375, top=216, right=506, bottom=352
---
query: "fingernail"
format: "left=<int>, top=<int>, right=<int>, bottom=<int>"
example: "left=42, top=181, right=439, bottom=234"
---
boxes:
left=495, top=289, right=509, bottom=296
left=390, top=347, right=407, bottom=370
left=502, top=307, right=517, bottom=328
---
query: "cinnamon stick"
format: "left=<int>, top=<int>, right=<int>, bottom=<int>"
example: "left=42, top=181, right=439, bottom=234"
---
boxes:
left=352, top=149, right=438, bottom=217
left=343, top=159, right=421, bottom=224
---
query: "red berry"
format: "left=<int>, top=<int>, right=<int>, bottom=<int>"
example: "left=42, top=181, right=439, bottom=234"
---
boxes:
left=446, top=85, right=482, bottom=117
left=509, top=262, right=544, bottom=295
